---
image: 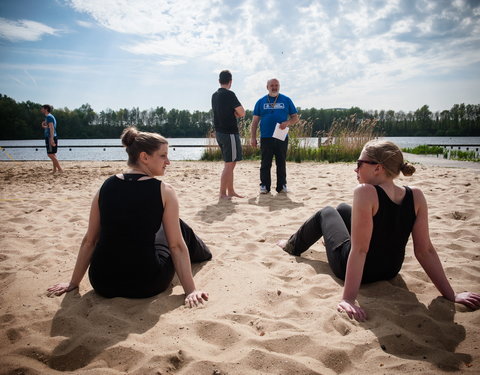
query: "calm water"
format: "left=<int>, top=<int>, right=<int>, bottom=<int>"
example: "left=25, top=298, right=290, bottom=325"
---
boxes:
left=1, top=136, right=479, bottom=161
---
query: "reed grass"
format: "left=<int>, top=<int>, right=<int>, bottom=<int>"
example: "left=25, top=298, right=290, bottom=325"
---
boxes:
left=289, top=115, right=379, bottom=162
left=200, top=119, right=259, bottom=161
left=200, top=114, right=380, bottom=162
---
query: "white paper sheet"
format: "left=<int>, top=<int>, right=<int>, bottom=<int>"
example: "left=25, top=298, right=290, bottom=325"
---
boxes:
left=272, top=123, right=289, bottom=141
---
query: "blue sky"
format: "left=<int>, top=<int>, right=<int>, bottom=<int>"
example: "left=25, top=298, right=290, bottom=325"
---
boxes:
left=0, top=0, right=479, bottom=113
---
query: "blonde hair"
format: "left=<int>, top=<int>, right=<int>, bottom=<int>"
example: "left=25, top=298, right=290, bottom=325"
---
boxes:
left=121, top=127, right=168, bottom=166
left=363, top=140, right=416, bottom=177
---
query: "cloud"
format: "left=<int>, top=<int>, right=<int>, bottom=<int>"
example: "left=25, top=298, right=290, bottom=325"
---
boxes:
left=157, top=58, right=187, bottom=66
left=76, top=20, right=94, bottom=28
left=24, top=69, right=37, bottom=87
left=67, top=0, right=218, bottom=35
left=61, top=0, right=480, bottom=110
left=0, top=17, right=59, bottom=42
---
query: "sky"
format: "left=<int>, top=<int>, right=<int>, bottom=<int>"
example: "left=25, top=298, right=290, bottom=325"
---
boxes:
left=0, top=0, right=479, bottom=114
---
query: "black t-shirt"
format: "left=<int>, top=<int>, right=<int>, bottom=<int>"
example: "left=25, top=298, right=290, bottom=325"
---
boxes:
left=211, top=88, right=242, bottom=134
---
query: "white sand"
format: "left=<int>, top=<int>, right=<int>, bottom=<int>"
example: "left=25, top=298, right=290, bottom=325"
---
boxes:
left=0, top=160, right=479, bottom=374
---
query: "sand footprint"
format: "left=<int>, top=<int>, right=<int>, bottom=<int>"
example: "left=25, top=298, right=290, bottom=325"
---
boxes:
left=194, top=319, right=244, bottom=348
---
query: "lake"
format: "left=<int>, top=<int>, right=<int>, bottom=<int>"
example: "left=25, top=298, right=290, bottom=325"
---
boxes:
left=1, top=136, right=479, bottom=161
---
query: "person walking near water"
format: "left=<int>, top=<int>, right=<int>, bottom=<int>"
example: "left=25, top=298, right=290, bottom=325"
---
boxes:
left=41, top=104, right=63, bottom=173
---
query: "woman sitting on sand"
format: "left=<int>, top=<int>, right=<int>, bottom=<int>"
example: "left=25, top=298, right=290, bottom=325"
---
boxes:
left=48, top=127, right=212, bottom=307
left=278, top=140, right=480, bottom=321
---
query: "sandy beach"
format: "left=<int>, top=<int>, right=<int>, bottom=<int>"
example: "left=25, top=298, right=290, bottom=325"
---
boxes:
left=0, top=159, right=479, bottom=375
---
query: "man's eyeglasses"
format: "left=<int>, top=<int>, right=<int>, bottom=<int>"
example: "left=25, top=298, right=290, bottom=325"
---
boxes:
left=356, top=160, right=379, bottom=169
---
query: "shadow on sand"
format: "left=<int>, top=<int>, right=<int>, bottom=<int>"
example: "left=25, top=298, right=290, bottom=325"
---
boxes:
left=48, top=263, right=209, bottom=372
left=295, top=255, right=471, bottom=371
left=247, top=192, right=305, bottom=212
left=196, top=198, right=237, bottom=223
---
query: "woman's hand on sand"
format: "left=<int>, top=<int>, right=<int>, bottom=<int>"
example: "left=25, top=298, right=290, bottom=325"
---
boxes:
left=454, top=292, right=480, bottom=309
left=337, top=300, right=367, bottom=321
left=47, top=282, right=78, bottom=297
left=185, top=290, right=209, bottom=308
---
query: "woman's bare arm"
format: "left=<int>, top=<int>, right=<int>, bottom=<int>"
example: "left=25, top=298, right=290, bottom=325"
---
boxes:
left=411, top=188, right=480, bottom=308
left=338, top=184, right=376, bottom=321
left=161, top=182, right=208, bottom=307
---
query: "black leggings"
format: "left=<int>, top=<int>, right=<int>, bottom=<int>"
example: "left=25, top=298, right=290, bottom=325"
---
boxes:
left=152, top=219, right=212, bottom=294
left=286, top=203, right=352, bottom=280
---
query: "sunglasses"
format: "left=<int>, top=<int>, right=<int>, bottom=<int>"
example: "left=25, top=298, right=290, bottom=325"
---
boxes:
left=356, top=159, right=379, bottom=169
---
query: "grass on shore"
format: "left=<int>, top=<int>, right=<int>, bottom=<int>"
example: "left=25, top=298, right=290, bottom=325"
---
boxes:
left=402, top=144, right=480, bottom=162
left=446, top=150, right=480, bottom=162
left=402, top=145, right=444, bottom=155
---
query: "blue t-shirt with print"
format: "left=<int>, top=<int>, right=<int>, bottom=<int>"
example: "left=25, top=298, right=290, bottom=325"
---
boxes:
left=44, top=113, right=57, bottom=138
left=253, top=93, right=297, bottom=138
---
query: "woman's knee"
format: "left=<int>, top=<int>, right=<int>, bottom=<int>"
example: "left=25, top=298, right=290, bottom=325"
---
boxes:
left=308, top=206, right=333, bottom=224
left=319, top=206, right=337, bottom=218
left=335, top=203, right=352, bottom=231
left=336, top=203, right=351, bottom=214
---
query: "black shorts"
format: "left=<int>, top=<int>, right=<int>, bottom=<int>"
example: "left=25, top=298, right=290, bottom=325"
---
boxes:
left=215, top=131, right=242, bottom=162
left=45, top=137, right=58, bottom=154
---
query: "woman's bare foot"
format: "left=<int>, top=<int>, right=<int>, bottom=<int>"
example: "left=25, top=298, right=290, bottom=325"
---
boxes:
left=219, top=194, right=232, bottom=200
left=277, top=239, right=296, bottom=255
left=277, top=239, right=288, bottom=249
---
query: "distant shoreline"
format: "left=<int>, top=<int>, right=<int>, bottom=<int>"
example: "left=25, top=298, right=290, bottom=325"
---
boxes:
left=403, top=153, right=480, bottom=170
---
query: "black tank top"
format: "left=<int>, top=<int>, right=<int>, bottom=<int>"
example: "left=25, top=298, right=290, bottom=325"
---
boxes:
left=362, top=185, right=416, bottom=283
left=89, top=174, right=164, bottom=296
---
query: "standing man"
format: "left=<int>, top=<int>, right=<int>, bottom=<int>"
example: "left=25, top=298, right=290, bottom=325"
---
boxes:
left=211, top=70, right=245, bottom=199
left=41, top=104, right=63, bottom=173
left=250, top=78, right=298, bottom=194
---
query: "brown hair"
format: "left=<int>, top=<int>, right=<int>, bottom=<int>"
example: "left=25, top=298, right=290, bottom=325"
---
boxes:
left=120, top=127, right=168, bottom=166
left=42, top=104, right=53, bottom=112
left=363, top=140, right=416, bottom=177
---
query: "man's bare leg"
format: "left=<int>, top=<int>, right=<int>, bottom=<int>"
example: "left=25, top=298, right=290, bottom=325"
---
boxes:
left=220, top=161, right=243, bottom=199
left=219, top=162, right=233, bottom=199
left=225, top=161, right=244, bottom=198
left=48, top=154, right=63, bottom=173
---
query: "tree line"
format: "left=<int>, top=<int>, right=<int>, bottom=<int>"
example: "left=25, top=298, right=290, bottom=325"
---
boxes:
left=1, top=93, right=479, bottom=140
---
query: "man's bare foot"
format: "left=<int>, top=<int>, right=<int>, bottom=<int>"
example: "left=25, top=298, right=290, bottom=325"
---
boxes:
left=228, top=192, right=244, bottom=198
left=219, top=194, right=232, bottom=200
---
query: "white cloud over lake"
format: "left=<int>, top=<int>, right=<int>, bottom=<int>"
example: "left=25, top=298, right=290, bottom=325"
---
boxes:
left=0, top=0, right=479, bottom=112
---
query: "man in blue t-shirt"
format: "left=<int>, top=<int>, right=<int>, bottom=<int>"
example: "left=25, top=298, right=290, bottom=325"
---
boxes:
left=250, top=78, right=298, bottom=193
left=212, top=70, right=245, bottom=199
left=41, top=104, right=63, bottom=173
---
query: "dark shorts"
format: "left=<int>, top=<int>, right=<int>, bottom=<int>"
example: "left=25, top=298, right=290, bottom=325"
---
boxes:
left=45, top=137, right=58, bottom=154
left=215, top=131, right=242, bottom=162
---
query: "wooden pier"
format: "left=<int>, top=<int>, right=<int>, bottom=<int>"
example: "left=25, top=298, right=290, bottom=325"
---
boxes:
left=427, top=144, right=480, bottom=151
